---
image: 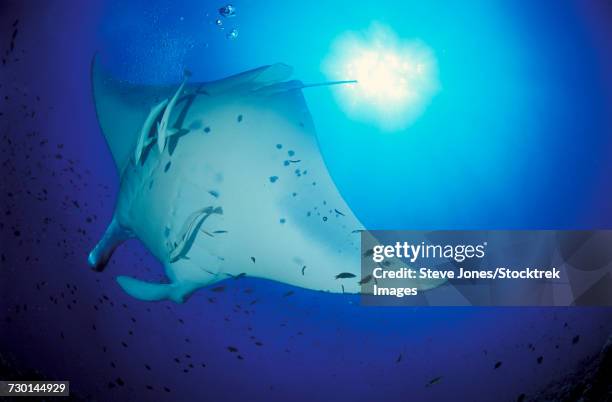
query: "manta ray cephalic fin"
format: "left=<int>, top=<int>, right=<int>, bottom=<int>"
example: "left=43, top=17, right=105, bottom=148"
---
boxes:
left=88, top=218, right=133, bottom=272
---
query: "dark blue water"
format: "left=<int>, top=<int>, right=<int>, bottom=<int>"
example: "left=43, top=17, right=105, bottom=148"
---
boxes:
left=1, top=1, right=612, bottom=401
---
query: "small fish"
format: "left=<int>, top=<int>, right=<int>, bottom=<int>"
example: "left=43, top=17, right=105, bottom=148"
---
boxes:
left=334, top=209, right=345, bottom=216
left=335, top=272, right=356, bottom=279
left=396, top=353, right=402, bottom=363
left=494, top=361, right=502, bottom=369
left=283, top=291, right=294, bottom=297
left=358, top=274, right=373, bottom=285
left=362, top=248, right=374, bottom=258
left=157, top=72, right=190, bottom=152
left=170, top=206, right=223, bottom=262
left=426, top=377, right=442, bottom=387
left=250, top=256, right=256, bottom=263
left=134, top=99, right=169, bottom=164
left=301, top=265, right=306, bottom=275
left=213, top=230, right=228, bottom=234
left=227, top=346, right=238, bottom=353
left=225, top=272, right=246, bottom=279
left=211, top=286, right=225, bottom=292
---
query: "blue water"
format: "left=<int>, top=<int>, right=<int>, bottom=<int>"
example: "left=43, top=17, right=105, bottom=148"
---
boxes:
left=99, top=0, right=612, bottom=230
left=1, top=1, right=612, bottom=401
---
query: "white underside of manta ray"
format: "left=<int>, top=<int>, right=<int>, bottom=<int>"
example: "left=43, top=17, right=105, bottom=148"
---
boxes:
left=88, top=57, right=430, bottom=303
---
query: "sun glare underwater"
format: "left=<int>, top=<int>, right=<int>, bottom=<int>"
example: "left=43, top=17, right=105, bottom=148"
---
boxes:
left=324, top=23, right=440, bottom=131
left=95, top=0, right=612, bottom=231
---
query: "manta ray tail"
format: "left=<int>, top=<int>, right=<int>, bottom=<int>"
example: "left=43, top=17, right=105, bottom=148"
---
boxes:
left=301, top=80, right=358, bottom=88
left=116, top=276, right=195, bottom=303
left=88, top=218, right=132, bottom=272
left=252, top=79, right=357, bottom=96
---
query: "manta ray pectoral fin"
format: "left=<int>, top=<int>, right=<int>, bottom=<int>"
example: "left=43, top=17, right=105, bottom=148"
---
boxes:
left=88, top=218, right=132, bottom=272
left=201, top=63, right=293, bottom=95
left=116, top=276, right=195, bottom=303
left=91, top=54, right=182, bottom=173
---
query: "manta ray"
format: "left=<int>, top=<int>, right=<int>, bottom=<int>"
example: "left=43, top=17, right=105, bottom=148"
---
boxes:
left=88, top=57, right=426, bottom=303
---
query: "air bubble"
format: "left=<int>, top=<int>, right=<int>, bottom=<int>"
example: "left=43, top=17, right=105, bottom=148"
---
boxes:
left=226, top=28, right=239, bottom=40
left=219, top=4, right=237, bottom=18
